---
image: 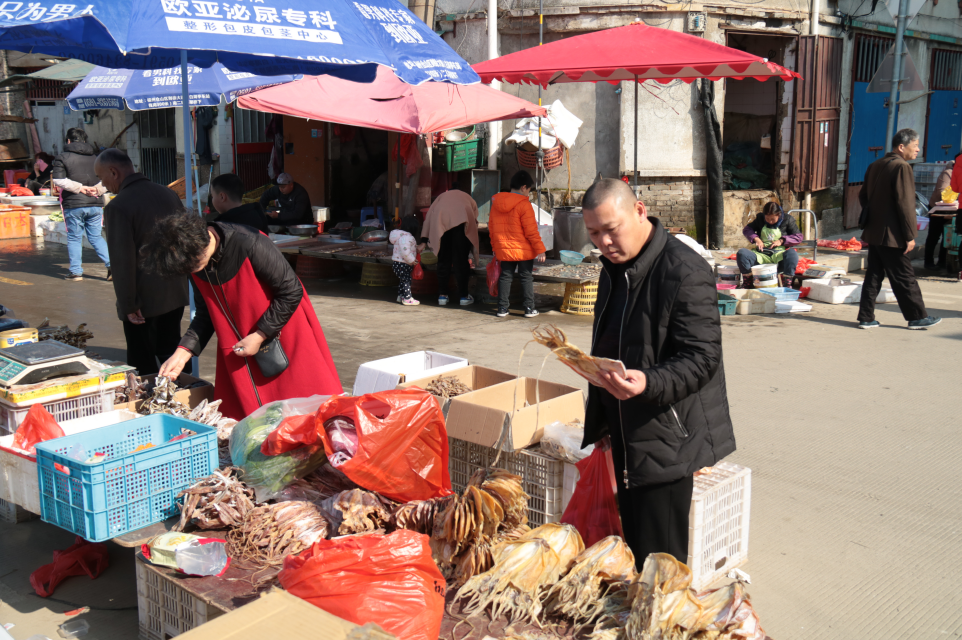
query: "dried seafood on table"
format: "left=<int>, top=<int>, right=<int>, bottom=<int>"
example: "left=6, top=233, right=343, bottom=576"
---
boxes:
left=542, top=536, right=636, bottom=626
left=139, top=377, right=226, bottom=427
left=321, top=488, right=393, bottom=535
left=37, top=318, right=94, bottom=349
left=530, top=325, right=627, bottom=387
left=425, top=374, right=472, bottom=399
left=468, top=468, right=529, bottom=528
left=392, top=494, right=453, bottom=535
left=273, top=463, right=359, bottom=503
left=453, top=538, right=561, bottom=626
left=351, top=248, right=392, bottom=258
left=117, top=371, right=148, bottom=404
left=226, top=500, right=330, bottom=587
left=173, top=467, right=256, bottom=531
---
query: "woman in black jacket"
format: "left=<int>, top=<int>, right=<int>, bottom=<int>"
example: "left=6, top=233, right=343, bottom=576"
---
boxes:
left=144, top=212, right=342, bottom=419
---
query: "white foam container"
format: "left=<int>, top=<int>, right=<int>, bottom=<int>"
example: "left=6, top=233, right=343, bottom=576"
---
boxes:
left=806, top=278, right=896, bottom=305
left=352, top=351, right=468, bottom=396
left=751, top=263, right=778, bottom=288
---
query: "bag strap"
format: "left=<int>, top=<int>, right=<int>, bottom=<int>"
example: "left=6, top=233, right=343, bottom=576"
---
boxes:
left=207, top=266, right=263, bottom=407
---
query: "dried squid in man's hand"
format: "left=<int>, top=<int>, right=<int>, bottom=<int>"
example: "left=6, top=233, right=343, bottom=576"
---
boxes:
left=531, top=324, right=626, bottom=387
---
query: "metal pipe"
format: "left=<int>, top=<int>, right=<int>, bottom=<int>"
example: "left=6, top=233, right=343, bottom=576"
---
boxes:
left=487, top=0, right=500, bottom=170
left=536, top=0, right=544, bottom=207
left=809, top=0, right=819, bottom=35
left=633, top=75, right=638, bottom=190
left=181, top=50, right=198, bottom=375
left=885, top=0, right=909, bottom=153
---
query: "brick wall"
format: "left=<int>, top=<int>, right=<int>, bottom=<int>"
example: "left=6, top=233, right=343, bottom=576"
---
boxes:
left=634, top=177, right=705, bottom=229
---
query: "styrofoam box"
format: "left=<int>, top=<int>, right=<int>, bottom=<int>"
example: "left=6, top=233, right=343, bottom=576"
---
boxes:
left=806, top=278, right=896, bottom=305
left=352, top=351, right=468, bottom=396
left=0, top=409, right=138, bottom=517
left=688, top=461, right=751, bottom=592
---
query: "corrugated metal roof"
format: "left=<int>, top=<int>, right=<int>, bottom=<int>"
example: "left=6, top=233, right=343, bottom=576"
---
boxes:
left=0, top=58, right=93, bottom=88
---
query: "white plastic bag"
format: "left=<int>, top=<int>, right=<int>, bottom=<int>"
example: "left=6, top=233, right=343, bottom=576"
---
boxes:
left=540, top=420, right=593, bottom=463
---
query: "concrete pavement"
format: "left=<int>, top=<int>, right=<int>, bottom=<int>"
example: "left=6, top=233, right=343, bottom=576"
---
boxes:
left=1, top=237, right=961, bottom=640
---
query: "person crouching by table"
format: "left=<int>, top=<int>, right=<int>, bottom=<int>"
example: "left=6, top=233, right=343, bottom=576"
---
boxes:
left=580, top=178, right=736, bottom=568
left=145, top=211, right=343, bottom=420
left=735, top=202, right=802, bottom=288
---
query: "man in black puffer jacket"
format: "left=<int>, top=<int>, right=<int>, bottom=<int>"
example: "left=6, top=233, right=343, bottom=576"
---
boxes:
left=581, top=178, right=736, bottom=568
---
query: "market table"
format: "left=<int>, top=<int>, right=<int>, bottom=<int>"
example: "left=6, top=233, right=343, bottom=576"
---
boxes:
left=111, top=517, right=179, bottom=548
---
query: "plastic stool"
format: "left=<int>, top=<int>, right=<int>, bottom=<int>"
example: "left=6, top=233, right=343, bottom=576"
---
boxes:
left=360, top=206, right=384, bottom=228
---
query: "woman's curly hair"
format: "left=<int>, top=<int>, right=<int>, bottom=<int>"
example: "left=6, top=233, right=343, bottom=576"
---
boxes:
left=140, top=208, right=211, bottom=278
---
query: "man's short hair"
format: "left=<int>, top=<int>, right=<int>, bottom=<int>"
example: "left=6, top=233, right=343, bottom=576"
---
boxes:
left=509, top=170, right=534, bottom=191
left=95, top=148, right=134, bottom=171
left=210, top=173, right=245, bottom=202
left=65, top=128, right=87, bottom=144
left=583, top=178, right=637, bottom=211
left=892, top=128, right=919, bottom=149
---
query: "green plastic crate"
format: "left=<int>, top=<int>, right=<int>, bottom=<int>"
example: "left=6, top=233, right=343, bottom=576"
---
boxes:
left=717, top=292, right=736, bottom=316
left=433, top=138, right=487, bottom=172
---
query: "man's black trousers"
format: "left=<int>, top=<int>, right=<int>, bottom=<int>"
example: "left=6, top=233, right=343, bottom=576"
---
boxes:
left=122, top=306, right=191, bottom=376
left=857, top=245, right=927, bottom=322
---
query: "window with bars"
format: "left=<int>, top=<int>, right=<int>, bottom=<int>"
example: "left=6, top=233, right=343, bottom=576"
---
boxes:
left=853, top=34, right=893, bottom=84
left=931, top=49, right=962, bottom=91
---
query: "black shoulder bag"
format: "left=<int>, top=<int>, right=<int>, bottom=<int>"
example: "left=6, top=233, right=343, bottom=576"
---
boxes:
left=207, top=268, right=289, bottom=406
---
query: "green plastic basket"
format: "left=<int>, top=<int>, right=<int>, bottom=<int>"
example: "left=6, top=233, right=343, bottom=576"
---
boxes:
left=433, top=138, right=487, bottom=172
left=717, top=292, right=737, bottom=316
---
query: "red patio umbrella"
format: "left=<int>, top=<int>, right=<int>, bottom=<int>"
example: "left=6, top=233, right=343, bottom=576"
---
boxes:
left=237, top=66, right=546, bottom=134
left=472, top=22, right=799, bottom=86
left=472, top=22, right=800, bottom=186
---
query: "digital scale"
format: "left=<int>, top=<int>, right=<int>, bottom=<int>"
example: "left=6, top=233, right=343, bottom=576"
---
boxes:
left=0, top=341, right=93, bottom=387
left=791, top=264, right=848, bottom=289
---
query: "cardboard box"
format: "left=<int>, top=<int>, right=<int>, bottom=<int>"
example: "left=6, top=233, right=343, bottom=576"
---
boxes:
left=177, top=589, right=394, bottom=640
left=352, top=350, right=468, bottom=396
left=445, top=378, right=584, bottom=451
left=397, top=365, right=516, bottom=415
left=113, top=373, right=214, bottom=413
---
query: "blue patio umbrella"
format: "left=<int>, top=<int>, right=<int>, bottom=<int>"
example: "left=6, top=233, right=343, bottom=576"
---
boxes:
left=66, top=62, right=298, bottom=111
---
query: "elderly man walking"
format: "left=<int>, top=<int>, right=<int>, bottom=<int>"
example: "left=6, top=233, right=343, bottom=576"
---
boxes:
left=580, top=178, right=736, bottom=567
left=857, top=129, right=941, bottom=330
left=91, top=149, right=190, bottom=375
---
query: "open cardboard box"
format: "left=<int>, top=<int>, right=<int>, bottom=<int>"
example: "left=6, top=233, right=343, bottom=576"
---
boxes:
left=397, top=365, right=516, bottom=416
left=353, top=350, right=468, bottom=396
left=445, top=377, right=584, bottom=451
left=178, top=589, right=394, bottom=640
left=113, top=373, right=214, bottom=413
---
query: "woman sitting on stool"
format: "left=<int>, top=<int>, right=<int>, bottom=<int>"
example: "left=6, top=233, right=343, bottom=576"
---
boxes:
left=736, top=202, right=802, bottom=288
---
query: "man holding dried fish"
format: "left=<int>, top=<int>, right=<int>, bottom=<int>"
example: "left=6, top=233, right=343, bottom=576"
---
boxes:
left=580, top=178, right=736, bottom=568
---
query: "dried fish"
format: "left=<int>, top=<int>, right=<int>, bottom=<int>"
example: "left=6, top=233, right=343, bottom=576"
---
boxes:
left=425, top=375, right=472, bottom=400
left=173, top=467, right=257, bottom=531
left=117, top=372, right=149, bottom=404
left=351, top=248, right=392, bottom=258
left=531, top=325, right=627, bottom=388
left=534, top=263, right=602, bottom=280
left=37, top=318, right=95, bottom=349
left=139, top=377, right=225, bottom=427
left=320, top=488, right=392, bottom=535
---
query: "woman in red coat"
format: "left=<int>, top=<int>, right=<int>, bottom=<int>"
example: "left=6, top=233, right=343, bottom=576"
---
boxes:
left=143, top=211, right=342, bottom=419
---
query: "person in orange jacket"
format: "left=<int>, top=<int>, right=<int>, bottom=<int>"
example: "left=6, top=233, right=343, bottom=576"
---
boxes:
left=489, top=170, right=547, bottom=318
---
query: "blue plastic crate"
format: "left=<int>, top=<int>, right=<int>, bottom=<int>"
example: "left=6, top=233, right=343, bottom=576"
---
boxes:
left=34, top=415, right=217, bottom=542
left=717, top=292, right=737, bottom=316
left=757, top=287, right=801, bottom=302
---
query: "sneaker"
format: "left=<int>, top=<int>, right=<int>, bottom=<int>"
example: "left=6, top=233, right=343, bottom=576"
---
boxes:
left=459, top=295, right=475, bottom=306
left=496, top=307, right=509, bottom=318
left=438, top=295, right=449, bottom=306
left=524, top=308, right=539, bottom=318
left=858, top=320, right=880, bottom=330
left=907, top=316, right=942, bottom=330
left=106, top=268, right=112, bottom=282
left=401, top=297, right=420, bottom=306
left=65, top=274, right=83, bottom=281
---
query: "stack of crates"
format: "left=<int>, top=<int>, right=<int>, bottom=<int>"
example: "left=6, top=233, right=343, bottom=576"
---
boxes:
left=136, top=560, right=225, bottom=640
left=0, top=391, right=116, bottom=435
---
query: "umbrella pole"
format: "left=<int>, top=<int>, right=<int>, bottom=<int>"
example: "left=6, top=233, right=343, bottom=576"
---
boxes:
left=181, top=50, right=199, bottom=376
left=633, top=75, right=638, bottom=192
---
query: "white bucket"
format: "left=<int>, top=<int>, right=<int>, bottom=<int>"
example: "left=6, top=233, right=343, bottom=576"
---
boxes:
left=716, top=264, right=740, bottom=286
left=751, top=263, right=779, bottom=288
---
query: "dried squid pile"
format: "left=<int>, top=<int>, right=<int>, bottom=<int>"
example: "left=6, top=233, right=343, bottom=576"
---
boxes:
left=425, top=374, right=472, bottom=399
left=320, top=488, right=393, bottom=535
left=140, top=377, right=226, bottom=428
left=37, top=318, right=94, bottom=349
left=531, top=325, right=626, bottom=387
left=174, top=468, right=256, bottom=531
left=452, top=522, right=585, bottom=625
left=615, top=553, right=768, bottom=640
left=226, top=500, right=330, bottom=586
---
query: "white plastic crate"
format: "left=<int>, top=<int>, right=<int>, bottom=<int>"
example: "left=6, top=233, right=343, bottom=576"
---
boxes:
left=353, top=351, right=468, bottom=396
left=0, top=496, right=36, bottom=524
left=688, top=461, right=751, bottom=592
left=449, top=437, right=565, bottom=527
left=805, top=278, right=897, bottom=305
left=137, top=559, right=225, bottom=640
left=0, top=390, right=115, bottom=435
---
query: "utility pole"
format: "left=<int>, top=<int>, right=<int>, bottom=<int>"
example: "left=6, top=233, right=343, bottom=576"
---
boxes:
left=487, top=0, right=500, bottom=171
left=884, top=0, right=909, bottom=152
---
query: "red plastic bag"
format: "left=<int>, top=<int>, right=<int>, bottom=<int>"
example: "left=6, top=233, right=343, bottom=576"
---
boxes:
left=412, top=253, right=424, bottom=281
left=316, top=389, right=451, bottom=503
left=13, top=403, right=65, bottom=454
left=561, top=447, right=623, bottom=549
left=280, top=530, right=445, bottom=640
left=30, top=536, right=110, bottom=597
left=486, top=258, right=500, bottom=297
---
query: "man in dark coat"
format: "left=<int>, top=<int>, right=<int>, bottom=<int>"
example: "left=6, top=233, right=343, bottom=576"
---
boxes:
left=92, top=149, right=191, bottom=375
left=259, top=172, right=312, bottom=226
left=52, top=128, right=111, bottom=281
left=208, top=173, right=270, bottom=233
left=581, top=178, right=736, bottom=567
left=857, top=129, right=941, bottom=330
